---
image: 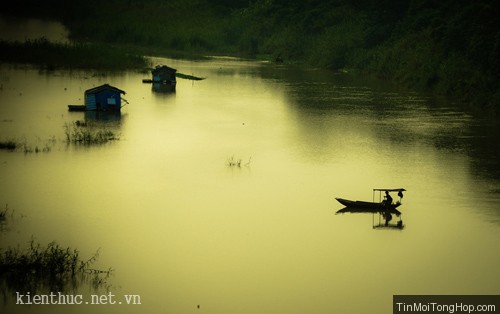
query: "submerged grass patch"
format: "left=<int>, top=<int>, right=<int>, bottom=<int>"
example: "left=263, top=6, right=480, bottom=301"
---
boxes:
left=0, top=240, right=111, bottom=293
left=0, top=204, right=16, bottom=233
left=226, top=156, right=252, bottom=168
left=2, top=120, right=119, bottom=152
left=0, top=204, right=9, bottom=220
left=64, top=120, right=119, bottom=145
left=0, top=138, right=54, bottom=154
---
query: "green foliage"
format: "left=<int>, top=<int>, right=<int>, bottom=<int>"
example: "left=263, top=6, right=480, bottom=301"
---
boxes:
left=60, top=0, right=231, bottom=56
left=366, top=30, right=443, bottom=88
left=307, top=18, right=368, bottom=69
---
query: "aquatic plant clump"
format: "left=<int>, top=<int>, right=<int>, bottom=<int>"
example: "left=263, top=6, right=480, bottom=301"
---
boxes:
left=227, top=156, right=242, bottom=167
left=0, top=204, right=9, bottom=220
left=0, top=204, right=15, bottom=233
left=0, top=140, right=17, bottom=150
left=22, top=143, right=52, bottom=154
left=0, top=138, right=54, bottom=154
left=226, top=156, right=252, bottom=168
left=0, top=240, right=112, bottom=293
left=64, top=121, right=119, bottom=145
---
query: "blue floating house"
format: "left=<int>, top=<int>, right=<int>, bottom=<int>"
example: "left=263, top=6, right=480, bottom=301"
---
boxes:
left=84, top=84, right=126, bottom=111
left=68, top=84, right=127, bottom=112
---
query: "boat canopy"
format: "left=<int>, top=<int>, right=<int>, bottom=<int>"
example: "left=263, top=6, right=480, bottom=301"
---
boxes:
left=373, top=188, right=406, bottom=192
left=372, top=188, right=406, bottom=203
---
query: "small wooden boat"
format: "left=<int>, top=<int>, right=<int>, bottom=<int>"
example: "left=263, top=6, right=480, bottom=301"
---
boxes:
left=335, top=198, right=402, bottom=210
left=336, top=188, right=406, bottom=230
left=335, top=188, right=405, bottom=210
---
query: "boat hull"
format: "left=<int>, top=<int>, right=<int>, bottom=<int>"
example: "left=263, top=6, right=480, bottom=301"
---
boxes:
left=335, top=197, right=401, bottom=210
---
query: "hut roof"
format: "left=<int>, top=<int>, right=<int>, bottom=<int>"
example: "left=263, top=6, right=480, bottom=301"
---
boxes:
left=152, top=65, right=177, bottom=75
left=85, top=84, right=126, bottom=95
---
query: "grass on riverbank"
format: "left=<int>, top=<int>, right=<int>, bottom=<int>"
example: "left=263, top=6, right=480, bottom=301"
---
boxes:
left=0, top=240, right=112, bottom=292
left=0, top=38, right=150, bottom=70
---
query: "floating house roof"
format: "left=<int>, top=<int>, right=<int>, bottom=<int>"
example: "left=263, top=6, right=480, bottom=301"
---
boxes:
left=85, top=84, right=126, bottom=96
left=152, top=65, right=177, bottom=75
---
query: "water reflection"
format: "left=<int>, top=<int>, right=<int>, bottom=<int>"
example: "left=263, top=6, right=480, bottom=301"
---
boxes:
left=336, top=207, right=405, bottom=229
left=83, top=110, right=123, bottom=122
left=373, top=214, right=405, bottom=230
left=152, top=82, right=176, bottom=93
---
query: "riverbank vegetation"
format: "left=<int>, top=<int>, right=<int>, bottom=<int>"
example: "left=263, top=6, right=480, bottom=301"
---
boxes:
left=2, top=0, right=498, bottom=114
left=0, top=239, right=111, bottom=292
left=0, top=38, right=149, bottom=70
left=0, top=204, right=111, bottom=293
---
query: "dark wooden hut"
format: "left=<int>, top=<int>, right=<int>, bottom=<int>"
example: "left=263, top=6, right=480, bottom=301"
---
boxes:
left=151, top=65, right=177, bottom=86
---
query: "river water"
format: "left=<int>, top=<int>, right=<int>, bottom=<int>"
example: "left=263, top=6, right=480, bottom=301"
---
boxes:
left=1, top=29, right=500, bottom=314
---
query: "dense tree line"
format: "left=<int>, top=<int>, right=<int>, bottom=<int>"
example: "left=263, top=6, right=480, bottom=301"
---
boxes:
left=2, top=0, right=499, bottom=113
